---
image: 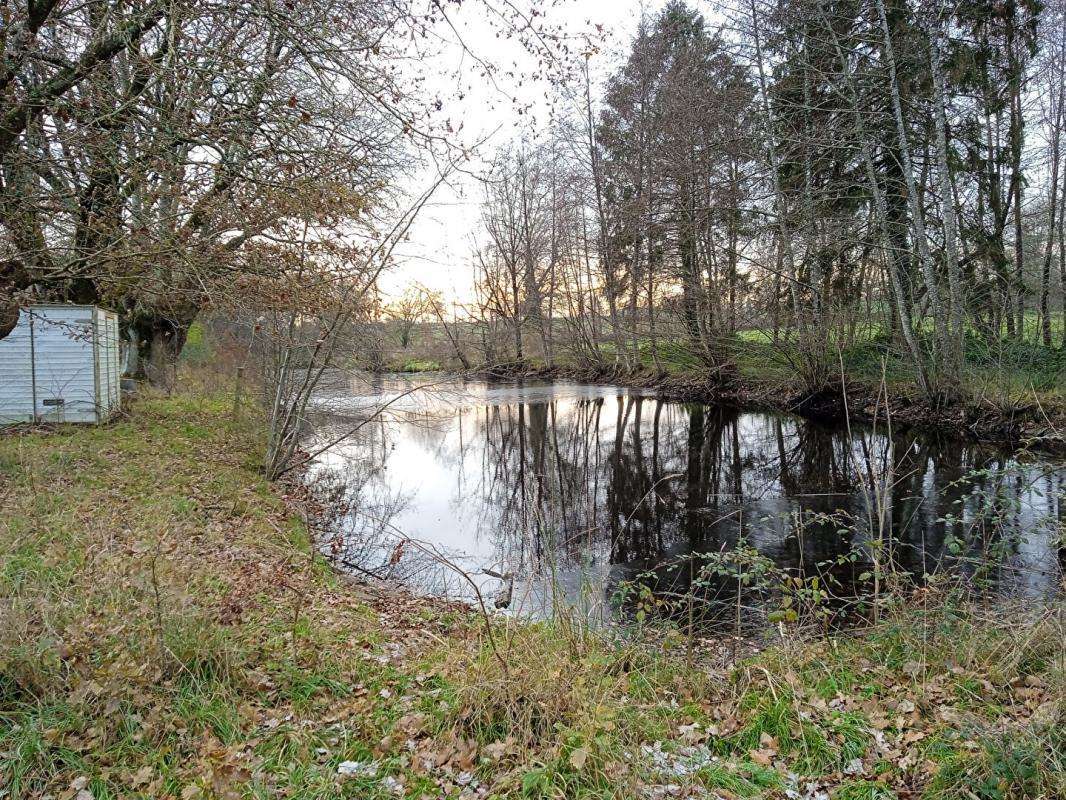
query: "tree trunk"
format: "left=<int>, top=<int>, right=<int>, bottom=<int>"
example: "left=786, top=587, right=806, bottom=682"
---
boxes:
left=680, top=180, right=702, bottom=346
left=130, top=310, right=196, bottom=385
left=1042, top=18, right=1066, bottom=348
left=1059, top=167, right=1066, bottom=348
left=749, top=0, right=801, bottom=335
left=930, top=17, right=965, bottom=382
left=0, top=299, right=18, bottom=340
left=818, top=2, right=930, bottom=394
left=875, top=0, right=947, bottom=382
left=1041, top=122, right=1061, bottom=347
left=1007, top=8, right=1027, bottom=339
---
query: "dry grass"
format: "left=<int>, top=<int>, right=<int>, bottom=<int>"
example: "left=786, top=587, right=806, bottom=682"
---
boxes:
left=1, top=387, right=1062, bottom=799
left=430, top=600, right=1064, bottom=799
left=0, top=391, right=449, bottom=798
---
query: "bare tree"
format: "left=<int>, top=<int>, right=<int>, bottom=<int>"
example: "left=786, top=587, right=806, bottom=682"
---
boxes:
left=388, top=288, right=431, bottom=350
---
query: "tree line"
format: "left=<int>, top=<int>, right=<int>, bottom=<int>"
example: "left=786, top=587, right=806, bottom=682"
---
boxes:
left=469, top=0, right=1066, bottom=402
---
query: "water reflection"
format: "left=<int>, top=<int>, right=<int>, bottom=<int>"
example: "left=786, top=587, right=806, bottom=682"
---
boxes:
left=309, top=375, right=1064, bottom=627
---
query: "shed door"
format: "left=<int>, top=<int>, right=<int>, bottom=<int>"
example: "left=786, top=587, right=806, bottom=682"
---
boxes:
left=32, top=309, right=98, bottom=423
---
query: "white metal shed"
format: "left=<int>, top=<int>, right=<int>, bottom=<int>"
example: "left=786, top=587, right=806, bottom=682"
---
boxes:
left=0, top=305, right=122, bottom=424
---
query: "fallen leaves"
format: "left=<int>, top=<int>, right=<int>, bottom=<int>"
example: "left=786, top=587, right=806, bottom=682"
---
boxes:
left=569, top=746, right=589, bottom=770
left=677, top=722, right=707, bottom=745
left=749, top=732, right=778, bottom=766
left=57, top=777, right=92, bottom=800
left=5, top=393, right=1061, bottom=800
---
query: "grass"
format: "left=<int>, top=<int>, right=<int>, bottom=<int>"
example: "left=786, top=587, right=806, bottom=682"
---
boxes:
left=369, top=306, right=1066, bottom=415
left=444, top=311, right=1066, bottom=411
left=0, top=391, right=421, bottom=798
left=1, top=386, right=1063, bottom=798
left=833, top=780, right=896, bottom=800
left=396, top=358, right=443, bottom=373
left=629, top=323, right=1066, bottom=414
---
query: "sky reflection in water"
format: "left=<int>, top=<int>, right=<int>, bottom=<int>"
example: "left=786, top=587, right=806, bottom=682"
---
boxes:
left=308, top=375, right=1064, bottom=627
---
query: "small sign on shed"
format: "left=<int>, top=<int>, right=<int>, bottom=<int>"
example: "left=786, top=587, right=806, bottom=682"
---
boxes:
left=0, top=305, right=122, bottom=424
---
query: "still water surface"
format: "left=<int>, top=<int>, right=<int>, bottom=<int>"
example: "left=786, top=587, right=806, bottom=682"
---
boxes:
left=308, top=375, right=1063, bottom=627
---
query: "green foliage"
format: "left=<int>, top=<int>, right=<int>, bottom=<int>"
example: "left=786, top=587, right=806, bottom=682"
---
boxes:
left=833, top=779, right=897, bottom=800
left=179, top=320, right=211, bottom=365
left=696, top=762, right=783, bottom=797
left=923, top=729, right=1064, bottom=800
left=398, top=358, right=442, bottom=372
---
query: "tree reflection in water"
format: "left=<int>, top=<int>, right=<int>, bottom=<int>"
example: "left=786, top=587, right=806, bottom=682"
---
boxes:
left=307, top=376, right=1064, bottom=629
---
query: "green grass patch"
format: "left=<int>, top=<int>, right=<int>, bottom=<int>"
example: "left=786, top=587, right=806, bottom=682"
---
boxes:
left=923, top=728, right=1064, bottom=799
left=834, top=779, right=897, bottom=800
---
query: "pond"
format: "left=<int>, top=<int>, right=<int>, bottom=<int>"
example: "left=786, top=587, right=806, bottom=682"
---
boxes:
left=307, top=374, right=1064, bottom=630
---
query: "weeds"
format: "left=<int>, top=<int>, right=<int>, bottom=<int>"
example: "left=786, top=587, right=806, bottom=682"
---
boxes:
left=832, top=779, right=896, bottom=800
left=923, top=727, right=1065, bottom=799
left=0, top=388, right=1061, bottom=799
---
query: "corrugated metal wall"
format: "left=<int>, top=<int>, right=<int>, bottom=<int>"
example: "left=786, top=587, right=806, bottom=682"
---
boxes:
left=0, top=309, right=36, bottom=422
left=0, top=305, right=122, bottom=424
left=30, top=307, right=98, bottom=423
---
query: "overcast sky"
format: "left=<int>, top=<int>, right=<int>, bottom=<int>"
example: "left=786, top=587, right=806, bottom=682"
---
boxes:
left=379, top=0, right=675, bottom=305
